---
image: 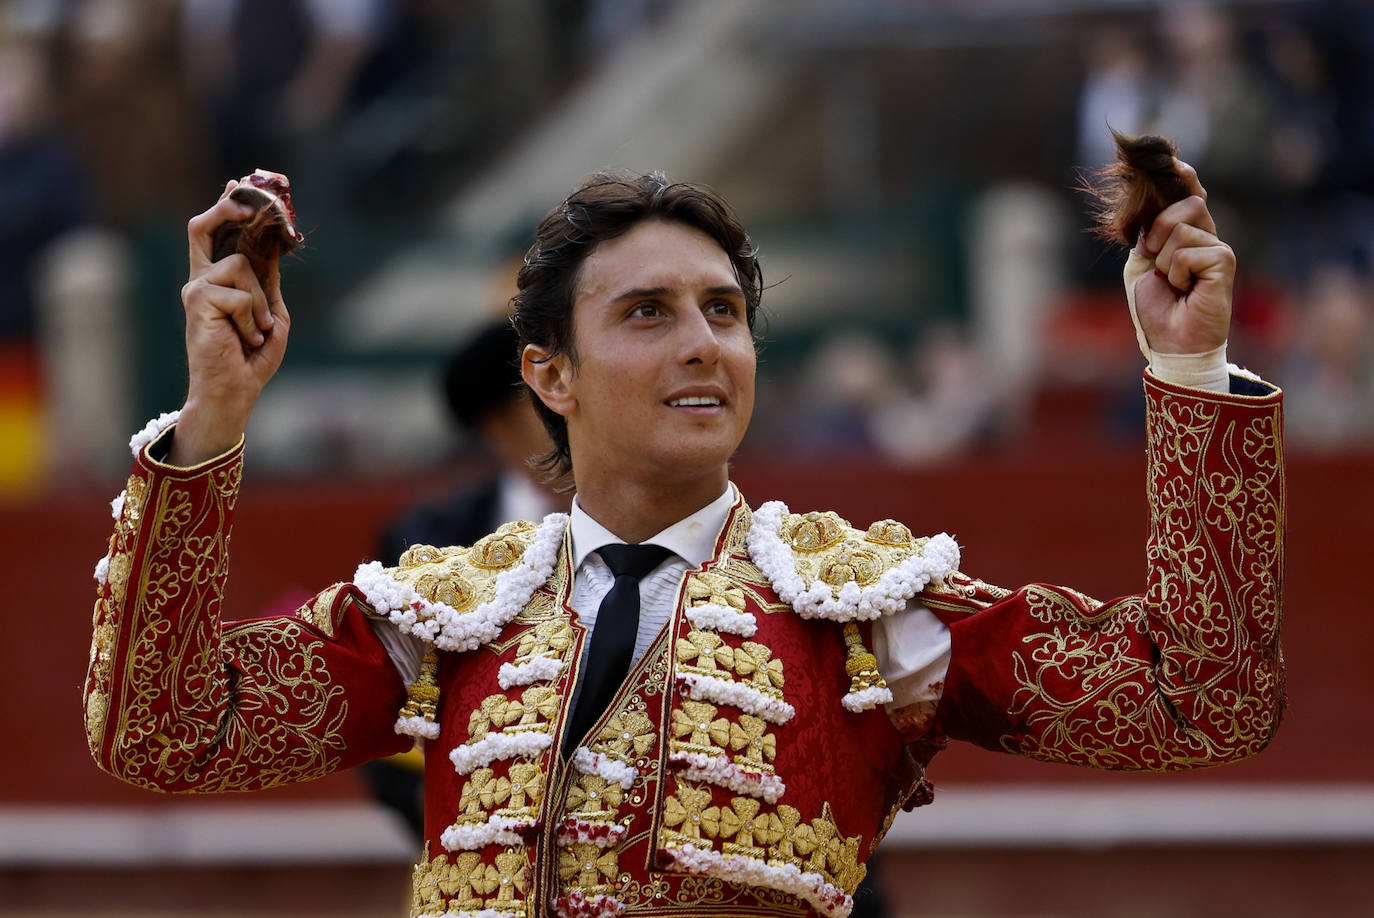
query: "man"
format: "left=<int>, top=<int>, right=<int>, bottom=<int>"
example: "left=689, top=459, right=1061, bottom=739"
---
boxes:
left=84, top=165, right=1283, bottom=918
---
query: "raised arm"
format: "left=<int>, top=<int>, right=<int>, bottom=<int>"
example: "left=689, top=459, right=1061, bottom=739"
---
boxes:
left=919, top=153, right=1283, bottom=770
left=83, top=181, right=409, bottom=792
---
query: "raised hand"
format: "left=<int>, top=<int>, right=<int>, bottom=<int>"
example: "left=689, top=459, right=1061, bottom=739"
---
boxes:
left=1129, top=160, right=1234, bottom=356
left=169, top=180, right=292, bottom=466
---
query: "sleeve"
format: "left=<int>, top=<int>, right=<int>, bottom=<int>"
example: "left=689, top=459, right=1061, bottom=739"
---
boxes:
left=83, top=423, right=411, bottom=793
left=921, top=369, right=1285, bottom=770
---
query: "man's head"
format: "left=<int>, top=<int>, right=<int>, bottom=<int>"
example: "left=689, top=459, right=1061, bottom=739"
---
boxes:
left=512, top=171, right=763, bottom=482
left=442, top=319, right=552, bottom=475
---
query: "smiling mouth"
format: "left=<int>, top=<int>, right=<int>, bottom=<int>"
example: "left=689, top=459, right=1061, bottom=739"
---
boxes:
left=668, top=396, right=722, bottom=408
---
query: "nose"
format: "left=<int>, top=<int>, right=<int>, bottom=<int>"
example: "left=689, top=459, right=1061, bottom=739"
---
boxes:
left=680, top=307, right=722, bottom=366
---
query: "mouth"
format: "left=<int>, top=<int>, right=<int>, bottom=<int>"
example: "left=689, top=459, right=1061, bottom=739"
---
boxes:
left=667, top=395, right=723, bottom=408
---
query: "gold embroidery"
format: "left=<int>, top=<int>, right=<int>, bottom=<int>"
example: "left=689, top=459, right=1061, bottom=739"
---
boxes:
left=661, top=781, right=716, bottom=844
left=458, top=767, right=511, bottom=821
left=469, top=520, right=538, bottom=569
left=594, top=711, right=655, bottom=761
left=503, top=761, right=545, bottom=814
left=864, top=519, right=914, bottom=547
left=732, top=641, right=784, bottom=697
left=676, top=629, right=735, bottom=677
left=489, top=848, right=530, bottom=911
left=558, top=842, right=620, bottom=893
left=670, top=700, right=730, bottom=756
left=512, top=619, right=574, bottom=666
left=566, top=774, right=624, bottom=817
left=781, top=510, right=848, bottom=551
left=295, top=583, right=349, bottom=637
left=782, top=511, right=930, bottom=599
left=409, top=845, right=534, bottom=915
left=728, top=714, right=775, bottom=771
left=1000, top=387, right=1283, bottom=770
left=685, top=571, right=747, bottom=612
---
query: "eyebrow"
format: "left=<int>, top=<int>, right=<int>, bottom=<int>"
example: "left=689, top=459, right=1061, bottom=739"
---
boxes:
left=610, top=284, right=745, bottom=303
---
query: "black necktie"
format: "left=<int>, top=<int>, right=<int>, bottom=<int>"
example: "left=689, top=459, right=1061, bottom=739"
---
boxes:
left=563, top=543, right=673, bottom=757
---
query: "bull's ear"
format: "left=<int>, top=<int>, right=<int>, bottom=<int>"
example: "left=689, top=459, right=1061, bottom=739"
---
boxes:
left=521, top=343, right=575, bottom=417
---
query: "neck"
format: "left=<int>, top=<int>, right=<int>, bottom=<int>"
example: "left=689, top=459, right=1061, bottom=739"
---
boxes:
left=573, top=467, right=729, bottom=544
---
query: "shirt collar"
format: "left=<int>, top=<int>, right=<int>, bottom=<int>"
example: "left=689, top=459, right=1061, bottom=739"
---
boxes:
left=569, top=484, right=739, bottom=571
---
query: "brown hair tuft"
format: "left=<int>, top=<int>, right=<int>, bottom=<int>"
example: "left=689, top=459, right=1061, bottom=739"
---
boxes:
left=1084, top=130, right=1191, bottom=246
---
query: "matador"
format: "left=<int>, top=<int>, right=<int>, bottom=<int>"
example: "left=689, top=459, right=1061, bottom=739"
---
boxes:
left=84, top=161, right=1283, bottom=918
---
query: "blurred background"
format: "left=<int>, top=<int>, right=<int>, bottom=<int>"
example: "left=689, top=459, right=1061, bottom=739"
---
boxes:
left=2, top=0, right=1372, bottom=915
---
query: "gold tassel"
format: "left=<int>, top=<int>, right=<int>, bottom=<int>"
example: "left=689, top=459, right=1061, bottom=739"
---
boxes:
left=842, top=622, right=887, bottom=697
left=398, top=647, right=441, bottom=729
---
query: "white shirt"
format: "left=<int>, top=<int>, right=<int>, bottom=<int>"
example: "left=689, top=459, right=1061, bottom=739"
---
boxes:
left=371, top=484, right=952, bottom=719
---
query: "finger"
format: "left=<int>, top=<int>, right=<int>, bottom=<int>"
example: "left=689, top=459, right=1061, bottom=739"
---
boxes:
left=185, top=279, right=266, bottom=348
left=187, top=190, right=256, bottom=272
left=1166, top=243, right=1235, bottom=292
left=186, top=255, right=271, bottom=346
left=1154, top=223, right=1222, bottom=277
left=1143, top=194, right=1216, bottom=255
left=1173, top=158, right=1208, bottom=201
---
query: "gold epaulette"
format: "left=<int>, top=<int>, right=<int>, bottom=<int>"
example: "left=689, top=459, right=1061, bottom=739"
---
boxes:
left=386, top=519, right=544, bottom=614
left=777, top=511, right=931, bottom=594
left=747, top=503, right=962, bottom=713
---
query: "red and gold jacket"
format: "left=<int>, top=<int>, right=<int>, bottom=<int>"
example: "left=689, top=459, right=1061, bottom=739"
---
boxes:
left=84, top=372, right=1284, bottom=918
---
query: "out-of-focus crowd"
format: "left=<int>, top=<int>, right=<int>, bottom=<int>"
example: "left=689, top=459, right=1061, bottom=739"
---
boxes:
left=2, top=0, right=1373, bottom=495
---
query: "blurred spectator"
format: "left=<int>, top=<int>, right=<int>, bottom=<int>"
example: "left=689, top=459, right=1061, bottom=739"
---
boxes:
left=1281, top=264, right=1374, bottom=450
left=1075, top=26, right=1151, bottom=171
left=378, top=319, right=568, bottom=565
left=871, top=322, right=997, bottom=466
left=1152, top=1, right=1274, bottom=198
left=54, top=0, right=205, bottom=228
left=0, top=25, right=94, bottom=493
left=0, top=29, right=90, bottom=342
left=182, top=0, right=390, bottom=178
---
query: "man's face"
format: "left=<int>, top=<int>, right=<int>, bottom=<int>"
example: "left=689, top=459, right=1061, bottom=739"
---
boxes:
left=542, top=218, right=756, bottom=489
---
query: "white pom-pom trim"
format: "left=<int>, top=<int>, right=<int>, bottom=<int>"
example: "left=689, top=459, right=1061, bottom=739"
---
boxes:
left=659, top=843, right=853, bottom=918
left=395, top=714, right=441, bottom=740
left=746, top=501, right=959, bottom=622
left=440, top=814, right=537, bottom=851
left=552, top=890, right=626, bottom=918
left=498, top=653, right=565, bottom=689
left=570, top=747, right=638, bottom=790
left=450, top=730, right=553, bottom=775
left=667, top=751, right=786, bottom=803
left=129, top=411, right=180, bottom=456
left=354, top=511, right=568, bottom=651
left=685, top=603, right=757, bottom=637
left=840, top=685, right=894, bottom=713
left=1229, top=362, right=1263, bottom=383
left=110, top=490, right=126, bottom=520
left=94, top=553, right=111, bottom=586
left=417, top=910, right=524, bottom=918
left=554, top=817, right=628, bottom=849
left=675, top=672, right=795, bottom=725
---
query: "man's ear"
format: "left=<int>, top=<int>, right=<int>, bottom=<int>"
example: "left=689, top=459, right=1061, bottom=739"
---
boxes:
left=522, top=343, right=575, bottom=417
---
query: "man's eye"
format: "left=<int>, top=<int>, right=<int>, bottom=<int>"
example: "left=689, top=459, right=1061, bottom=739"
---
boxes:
left=631, top=303, right=660, bottom=318
left=708, top=300, right=740, bottom=317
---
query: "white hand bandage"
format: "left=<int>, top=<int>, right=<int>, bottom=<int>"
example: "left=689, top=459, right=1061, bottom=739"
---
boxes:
left=1123, top=250, right=1229, bottom=392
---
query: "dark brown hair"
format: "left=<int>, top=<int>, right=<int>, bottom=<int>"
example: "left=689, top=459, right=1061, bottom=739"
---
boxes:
left=511, top=170, right=763, bottom=482
left=1085, top=130, right=1192, bottom=246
